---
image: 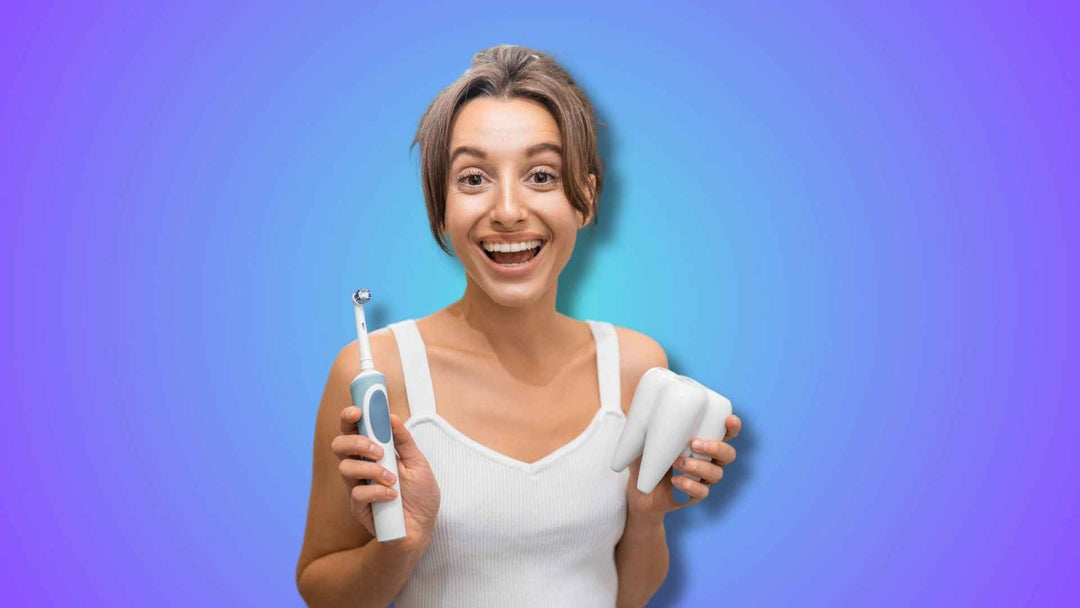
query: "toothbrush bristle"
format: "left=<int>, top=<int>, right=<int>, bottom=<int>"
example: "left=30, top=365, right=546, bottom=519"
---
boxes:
left=352, top=288, right=371, bottom=305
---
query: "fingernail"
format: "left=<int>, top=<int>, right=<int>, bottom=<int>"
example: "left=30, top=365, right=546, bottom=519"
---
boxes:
left=372, top=445, right=384, bottom=458
left=692, top=440, right=704, bottom=451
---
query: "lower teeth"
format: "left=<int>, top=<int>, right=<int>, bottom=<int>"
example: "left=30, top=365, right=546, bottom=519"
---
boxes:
left=498, top=255, right=533, bottom=266
left=488, top=246, right=541, bottom=266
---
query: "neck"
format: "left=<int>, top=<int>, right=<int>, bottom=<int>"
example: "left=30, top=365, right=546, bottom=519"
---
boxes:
left=447, top=278, right=567, bottom=363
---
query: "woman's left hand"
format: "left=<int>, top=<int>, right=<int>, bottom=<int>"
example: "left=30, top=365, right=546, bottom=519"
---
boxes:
left=625, top=414, right=742, bottom=519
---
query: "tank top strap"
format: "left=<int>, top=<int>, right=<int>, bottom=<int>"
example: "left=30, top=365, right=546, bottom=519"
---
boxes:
left=585, top=320, right=622, bottom=416
left=387, top=319, right=438, bottom=418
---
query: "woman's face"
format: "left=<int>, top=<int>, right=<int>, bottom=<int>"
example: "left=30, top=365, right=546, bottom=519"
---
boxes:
left=443, top=96, right=594, bottom=308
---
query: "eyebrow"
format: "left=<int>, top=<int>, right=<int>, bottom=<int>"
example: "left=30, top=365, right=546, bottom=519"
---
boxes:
left=449, top=142, right=563, bottom=164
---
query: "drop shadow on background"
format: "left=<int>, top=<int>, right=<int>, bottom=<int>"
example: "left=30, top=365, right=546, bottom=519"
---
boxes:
left=366, top=300, right=391, bottom=336
left=556, top=101, right=619, bottom=318
left=648, top=359, right=759, bottom=607
left=557, top=103, right=760, bottom=606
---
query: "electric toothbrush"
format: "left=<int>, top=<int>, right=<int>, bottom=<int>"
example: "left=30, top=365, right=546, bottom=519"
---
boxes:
left=349, top=289, right=407, bottom=543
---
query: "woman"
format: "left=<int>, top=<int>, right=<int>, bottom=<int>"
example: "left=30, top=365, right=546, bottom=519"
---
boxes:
left=296, top=44, right=742, bottom=608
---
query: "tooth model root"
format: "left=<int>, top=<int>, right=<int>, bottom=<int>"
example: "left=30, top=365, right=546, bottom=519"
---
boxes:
left=611, top=367, right=733, bottom=495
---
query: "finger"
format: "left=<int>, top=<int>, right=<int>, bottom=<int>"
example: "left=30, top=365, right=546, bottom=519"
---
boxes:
left=351, top=482, right=398, bottom=505
left=340, top=406, right=363, bottom=435
left=331, top=433, right=385, bottom=460
left=389, top=414, right=421, bottom=465
left=339, top=458, right=397, bottom=487
left=691, top=438, right=737, bottom=465
left=671, top=474, right=709, bottom=502
left=724, top=414, right=742, bottom=440
left=674, top=456, right=724, bottom=485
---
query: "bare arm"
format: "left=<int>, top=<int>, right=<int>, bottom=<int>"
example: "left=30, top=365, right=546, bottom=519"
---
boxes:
left=297, top=537, right=429, bottom=608
left=615, top=512, right=669, bottom=608
left=613, top=326, right=675, bottom=608
left=296, top=331, right=426, bottom=606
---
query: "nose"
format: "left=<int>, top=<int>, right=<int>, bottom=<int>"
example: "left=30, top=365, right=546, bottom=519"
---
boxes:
left=489, top=180, right=528, bottom=227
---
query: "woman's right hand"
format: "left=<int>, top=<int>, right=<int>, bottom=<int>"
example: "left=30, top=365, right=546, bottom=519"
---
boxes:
left=332, top=407, right=441, bottom=551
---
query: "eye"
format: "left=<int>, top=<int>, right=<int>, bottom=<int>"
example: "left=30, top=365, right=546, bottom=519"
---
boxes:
left=455, top=167, right=561, bottom=192
left=457, top=169, right=486, bottom=191
left=528, top=168, right=560, bottom=188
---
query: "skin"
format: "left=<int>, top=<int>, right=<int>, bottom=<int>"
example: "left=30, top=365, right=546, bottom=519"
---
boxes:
left=296, top=96, right=743, bottom=605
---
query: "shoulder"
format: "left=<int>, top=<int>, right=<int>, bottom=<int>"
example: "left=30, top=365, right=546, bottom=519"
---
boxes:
left=300, top=326, right=410, bottom=569
left=612, top=325, right=669, bottom=417
left=326, top=326, right=412, bottom=422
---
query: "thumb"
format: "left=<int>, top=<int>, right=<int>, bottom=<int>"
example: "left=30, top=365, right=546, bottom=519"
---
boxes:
left=389, top=414, right=423, bottom=465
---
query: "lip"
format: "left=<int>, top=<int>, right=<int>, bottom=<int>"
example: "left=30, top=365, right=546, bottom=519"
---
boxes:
left=475, top=233, right=547, bottom=244
left=476, top=239, right=548, bottom=278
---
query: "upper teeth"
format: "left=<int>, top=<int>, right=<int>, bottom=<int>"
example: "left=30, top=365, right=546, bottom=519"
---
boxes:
left=481, top=240, right=543, bottom=253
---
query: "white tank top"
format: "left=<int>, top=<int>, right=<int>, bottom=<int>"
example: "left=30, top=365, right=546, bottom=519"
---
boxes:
left=386, top=318, right=630, bottom=608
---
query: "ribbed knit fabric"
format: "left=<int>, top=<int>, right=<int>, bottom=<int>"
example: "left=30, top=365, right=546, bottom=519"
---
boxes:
left=386, top=318, right=630, bottom=608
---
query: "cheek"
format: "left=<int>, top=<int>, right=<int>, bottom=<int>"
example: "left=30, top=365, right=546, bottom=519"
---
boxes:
left=548, top=205, right=584, bottom=240
left=553, top=229, right=578, bottom=264
left=541, top=210, right=581, bottom=263
left=444, top=195, right=479, bottom=231
left=443, top=197, right=486, bottom=255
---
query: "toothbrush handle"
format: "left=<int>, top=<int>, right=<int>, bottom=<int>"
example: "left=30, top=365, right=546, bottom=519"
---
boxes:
left=350, top=371, right=407, bottom=543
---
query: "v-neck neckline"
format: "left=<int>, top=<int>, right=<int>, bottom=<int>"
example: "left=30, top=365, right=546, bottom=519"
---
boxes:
left=405, top=318, right=614, bottom=474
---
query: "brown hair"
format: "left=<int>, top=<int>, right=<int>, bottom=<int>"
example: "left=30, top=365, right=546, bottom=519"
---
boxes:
left=410, top=44, right=605, bottom=256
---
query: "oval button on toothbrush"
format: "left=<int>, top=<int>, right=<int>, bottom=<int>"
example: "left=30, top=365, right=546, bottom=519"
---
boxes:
left=349, top=288, right=407, bottom=543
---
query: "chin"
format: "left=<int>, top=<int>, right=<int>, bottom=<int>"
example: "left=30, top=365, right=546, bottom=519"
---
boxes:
left=479, top=279, right=551, bottom=307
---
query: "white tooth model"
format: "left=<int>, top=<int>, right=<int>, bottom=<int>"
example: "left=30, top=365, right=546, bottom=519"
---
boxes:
left=611, top=367, right=733, bottom=499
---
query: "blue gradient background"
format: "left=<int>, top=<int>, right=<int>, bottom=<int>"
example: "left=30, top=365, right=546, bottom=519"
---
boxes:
left=4, top=2, right=1077, bottom=606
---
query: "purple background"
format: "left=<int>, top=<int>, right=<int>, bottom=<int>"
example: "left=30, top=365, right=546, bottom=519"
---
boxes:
left=3, top=2, right=1077, bottom=606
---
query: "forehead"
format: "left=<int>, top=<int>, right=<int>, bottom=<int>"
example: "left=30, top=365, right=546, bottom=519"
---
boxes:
left=449, top=97, right=561, bottom=151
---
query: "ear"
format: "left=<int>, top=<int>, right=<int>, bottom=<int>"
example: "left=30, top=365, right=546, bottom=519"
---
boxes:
left=438, top=219, right=450, bottom=246
left=579, top=173, right=597, bottom=228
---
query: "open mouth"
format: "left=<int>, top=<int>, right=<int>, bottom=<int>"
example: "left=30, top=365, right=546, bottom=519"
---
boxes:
left=478, top=239, right=546, bottom=267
